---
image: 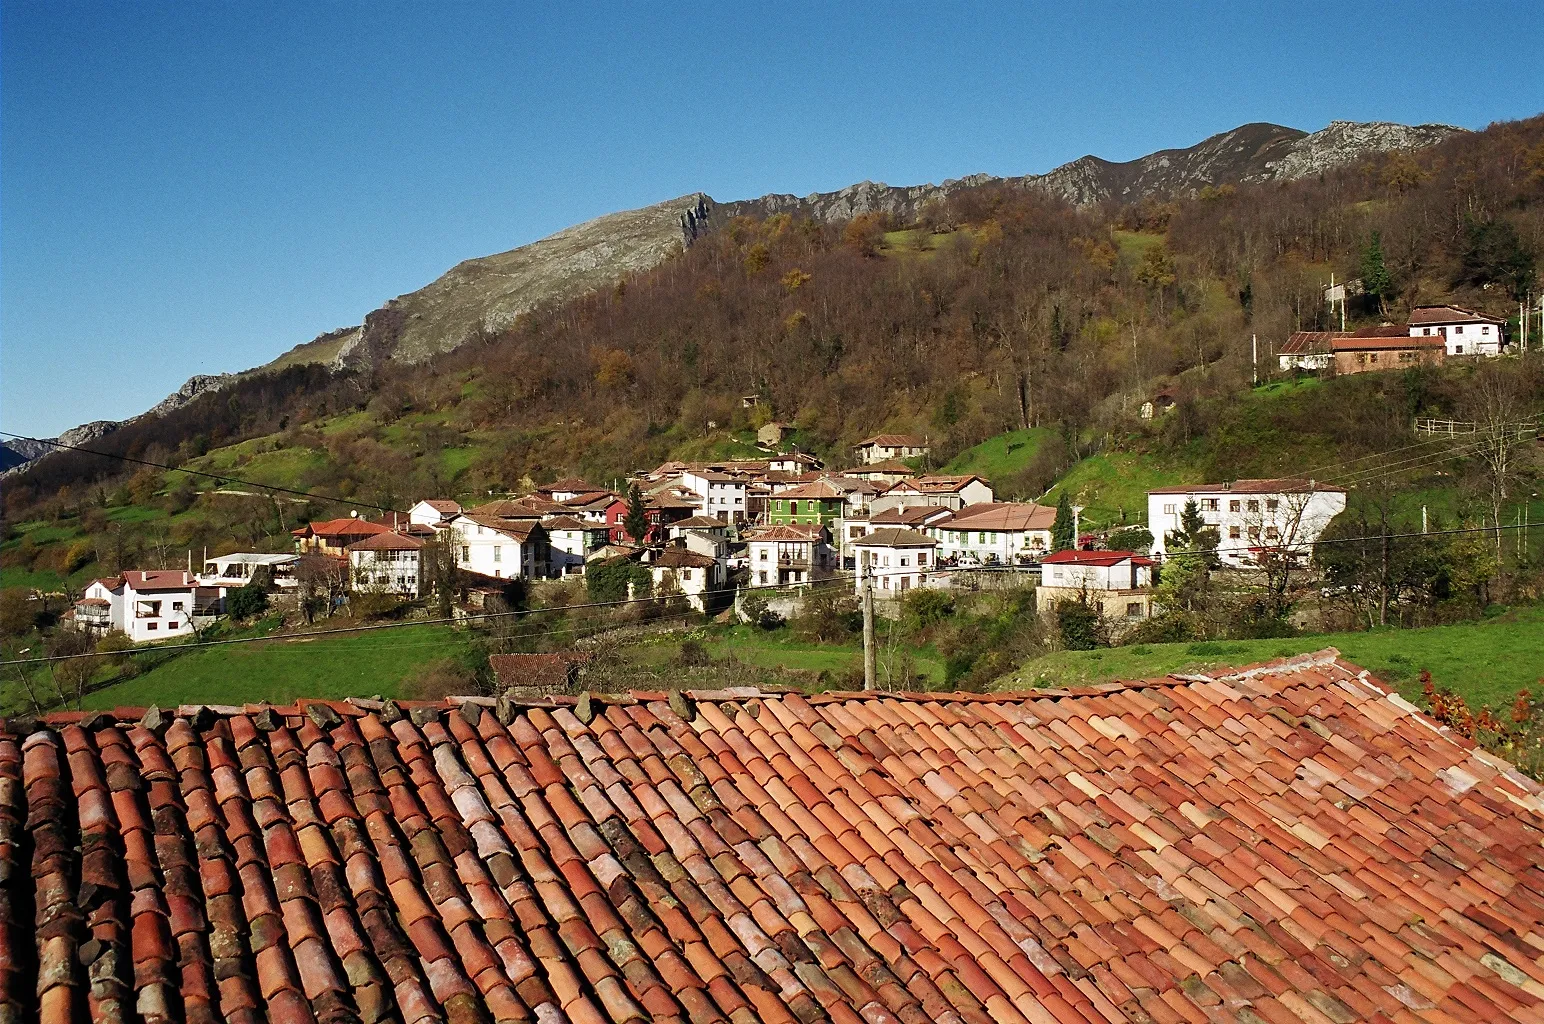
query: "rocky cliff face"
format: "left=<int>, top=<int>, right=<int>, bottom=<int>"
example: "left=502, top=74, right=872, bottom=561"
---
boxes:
left=335, top=193, right=713, bottom=368
left=3, top=381, right=232, bottom=475
left=1263, top=120, right=1462, bottom=180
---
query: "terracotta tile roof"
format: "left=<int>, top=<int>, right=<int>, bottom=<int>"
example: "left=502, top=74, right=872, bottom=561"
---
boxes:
left=537, top=477, right=597, bottom=493
left=420, top=499, right=463, bottom=514
left=459, top=514, right=544, bottom=541
left=744, top=523, right=828, bottom=542
left=539, top=515, right=594, bottom=532
left=1040, top=549, right=1154, bottom=567
left=488, top=652, right=589, bottom=693
left=9, top=651, right=1544, bottom=1023
left=854, top=433, right=928, bottom=448
left=292, top=518, right=394, bottom=539
left=1150, top=477, right=1347, bottom=495
left=652, top=548, right=719, bottom=569
left=670, top=515, right=728, bottom=529
left=869, top=506, right=951, bottom=526
left=1333, top=333, right=1446, bottom=352
left=851, top=527, right=937, bottom=548
left=945, top=501, right=1058, bottom=531
left=1409, top=304, right=1506, bottom=325
left=844, top=459, right=917, bottom=475
left=774, top=480, right=847, bottom=500
left=121, top=569, right=202, bottom=591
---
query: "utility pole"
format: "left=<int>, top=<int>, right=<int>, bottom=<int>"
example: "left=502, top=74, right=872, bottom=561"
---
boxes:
left=861, top=571, right=877, bottom=691
left=1422, top=505, right=1428, bottom=534
left=1251, top=334, right=1258, bottom=385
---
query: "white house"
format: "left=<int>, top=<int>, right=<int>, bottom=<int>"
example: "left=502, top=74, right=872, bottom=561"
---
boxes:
left=931, top=502, right=1057, bottom=565
left=447, top=514, right=549, bottom=579
left=1409, top=305, right=1506, bottom=357
left=542, top=515, right=609, bottom=576
left=650, top=548, right=726, bottom=612
left=853, top=434, right=930, bottom=465
left=853, top=528, right=940, bottom=597
left=409, top=499, right=463, bottom=529
left=198, top=552, right=299, bottom=590
left=766, top=452, right=822, bottom=474
left=537, top=477, right=600, bottom=503
left=76, top=571, right=221, bottom=644
left=680, top=470, right=747, bottom=523
left=1037, top=550, right=1155, bottom=622
left=1147, top=478, right=1348, bottom=567
left=347, top=533, right=425, bottom=597
left=872, top=475, right=994, bottom=513
left=744, top=524, right=837, bottom=587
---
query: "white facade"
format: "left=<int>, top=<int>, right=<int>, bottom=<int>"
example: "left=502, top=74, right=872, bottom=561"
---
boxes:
left=853, top=530, right=940, bottom=596
left=348, top=546, right=423, bottom=597
left=1411, top=321, right=1503, bottom=357
left=1041, top=557, right=1152, bottom=592
left=447, top=517, right=546, bottom=579
left=80, top=572, right=220, bottom=643
left=650, top=551, right=726, bottom=612
left=1148, top=482, right=1348, bottom=567
left=680, top=471, right=746, bottom=523
left=932, top=523, right=1052, bottom=564
left=745, top=528, right=836, bottom=587
left=1037, top=553, right=1155, bottom=622
left=544, top=518, right=608, bottom=576
left=409, top=499, right=462, bottom=528
left=854, top=437, right=930, bottom=465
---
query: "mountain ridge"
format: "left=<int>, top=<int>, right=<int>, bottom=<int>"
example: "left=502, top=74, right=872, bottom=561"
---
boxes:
left=4, top=117, right=1465, bottom=475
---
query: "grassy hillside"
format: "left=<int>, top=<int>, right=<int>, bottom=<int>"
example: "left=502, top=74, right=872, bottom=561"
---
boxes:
left=1001, top=604, right=1544, bottom=708
left=66, top=624, right=477, bottom=711
left=943, top=427, right=1053, bottom=481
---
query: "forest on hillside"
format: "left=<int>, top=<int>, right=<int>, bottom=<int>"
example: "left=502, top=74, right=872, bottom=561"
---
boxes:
left=6, top=115, right=1544, bottom=524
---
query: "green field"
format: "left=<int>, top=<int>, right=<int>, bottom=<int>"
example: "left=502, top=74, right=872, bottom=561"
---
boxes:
left=623, top=624, right=947, bottom=687
left=1043, top=452, right=1185, bottom=528
left=72, top=624, right=476, bottom=710
left=1002, top=604, right=1544, bottom=708
left=943, top=427, right=1053, bottom=482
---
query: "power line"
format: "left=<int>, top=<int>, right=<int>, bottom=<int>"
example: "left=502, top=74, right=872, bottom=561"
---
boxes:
left=0, top=430, right=409, bottom=516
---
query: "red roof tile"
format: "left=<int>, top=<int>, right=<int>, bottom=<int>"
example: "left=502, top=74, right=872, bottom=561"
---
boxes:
left=7, top=651, right=1544, bottom=1024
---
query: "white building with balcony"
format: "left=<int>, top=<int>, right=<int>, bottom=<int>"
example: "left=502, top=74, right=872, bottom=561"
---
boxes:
left=852, top=528, right=940, bottom=597
left=347, top=533, right=426, bottom=597
left=75, top=571, right=222, bottom=643
left=744, top=524, right=836, bottom=587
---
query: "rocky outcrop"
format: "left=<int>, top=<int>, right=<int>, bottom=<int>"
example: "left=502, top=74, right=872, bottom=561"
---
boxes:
left=1263, top=120, right=1463, bottom=180
left=337, top=193, right=714, bottom=369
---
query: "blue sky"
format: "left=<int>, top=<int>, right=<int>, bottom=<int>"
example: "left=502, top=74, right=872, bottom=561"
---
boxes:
left=4, top=2, right=1542, bottom=436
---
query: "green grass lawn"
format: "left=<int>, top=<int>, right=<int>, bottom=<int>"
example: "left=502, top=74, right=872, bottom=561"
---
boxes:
left=1044, top=452, right=1185, bottom=528
left=72, top=624, right=475, bottom=710
left=1001, top=604, right=1544, bottom=708
left=944, top=427, right=1053, bottom=482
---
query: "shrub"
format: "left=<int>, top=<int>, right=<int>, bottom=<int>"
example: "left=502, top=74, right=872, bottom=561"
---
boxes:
left=902, top=589, right=955, bottom=631
left=1055, top=597, right=1108, bottom=651
left=226, top=583, right=269, bottom=620
left=676, top=640, right=711, bottom=667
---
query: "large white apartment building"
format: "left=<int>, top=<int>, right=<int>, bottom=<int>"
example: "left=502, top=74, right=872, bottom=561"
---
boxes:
left=1147, top=479, right=1347, bottom=567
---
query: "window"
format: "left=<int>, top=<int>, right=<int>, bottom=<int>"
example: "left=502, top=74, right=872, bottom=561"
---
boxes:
left=168, top=621, right=178, bottom=630
left=461, top=546, right=470, bottom=561
left=1247, top=500, right=1259, bottom=512
left=758, top=571, right=768, bottom=584
left=172, top=601, right=184, bottom=611
left=1126, top=602, right=1144, bottom=618
left=1229, top=526, right=1241, bottom=539
left=1265, top=527, right=1280, bottom=540
left=900, top=556, right=910, bottom=567
left=1266, top=499, right=1279, bottom=511
left=1357, top=354, right=1367, bottom=365
left=759, top=549, right=768, bottom=561
left=1202, top=499, right=1219, bottom=512
left=977, top=532, right=987, bottom=544
left=146, top=622, right=158, bottom=631
left=1482, top=326, right=1490, bottom=334
left=493, top=546, right=502, bottom=563
left=1455, top=325, right=1464, bottom=334
left=680, top=569, right=693, bottom=581
left=1229, top=500, right=1240, bottom=512
left=1455, top=345, right=1464, bottom=354
left=1163, top=504, right=1175, bottom=515
left=1425, top=327, right=1433, bottom=335
left=917, top=552, right=928, bottom=566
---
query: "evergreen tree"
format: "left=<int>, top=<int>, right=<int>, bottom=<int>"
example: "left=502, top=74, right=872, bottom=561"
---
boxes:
left=1052, top=492, right=1075, bottom=551
left=1360, top=232, right=1394, bottom=316
left=623, top=484, right=649, bottom=543
left=1157, top=500, right=1221, bottom=614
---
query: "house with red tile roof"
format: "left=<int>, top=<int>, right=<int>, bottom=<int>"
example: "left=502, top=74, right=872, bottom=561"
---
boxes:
left=444, top=513, right=550, bottom=580
left=1410, top=304, right=1508, bottom=356
left=649, top=547, right=726, bottom=612
left=933, top=501, right=1058, bottom=565
left=291, top=517, right=393, bottom=557
left=408, top=499, right=463, bottom=528
left=9, top=650, right=1544, bottom=1024
left=346, top=532, right=427, bottom=597
left=76, top=570, right=223, bottom=643
left=743, top=522, right=837, bottom=586
left=874, top=474, right=994, bottom=513
left=852, top=526, right=939, bottom=596
left=1038, top=549, right=1156, bottom=622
